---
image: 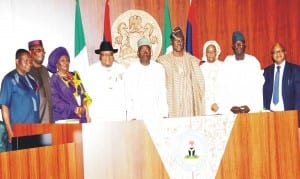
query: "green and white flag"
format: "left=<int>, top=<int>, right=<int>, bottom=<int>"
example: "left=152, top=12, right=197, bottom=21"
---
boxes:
left=162, top=0, right=172, bottom=54
left=73, top=0, right=89, bottom=81
left=75, top=0, right=86, bottom=57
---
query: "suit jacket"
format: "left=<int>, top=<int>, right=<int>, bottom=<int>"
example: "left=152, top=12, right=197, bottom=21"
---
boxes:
left=263, top=61, right=300, bottom=110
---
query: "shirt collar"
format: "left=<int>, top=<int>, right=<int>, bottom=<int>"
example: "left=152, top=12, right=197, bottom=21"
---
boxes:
left=275, top=60, right=286, bottom=70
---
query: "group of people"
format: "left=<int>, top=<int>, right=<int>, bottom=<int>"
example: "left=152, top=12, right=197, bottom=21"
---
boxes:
left=1, top=26, right=300, bottom=151
left=202, top=31, right=300, bottom=114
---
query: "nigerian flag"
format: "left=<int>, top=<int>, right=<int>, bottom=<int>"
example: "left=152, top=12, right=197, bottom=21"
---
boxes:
left=75, top=0, right=86, bottom=57
left=73, top=0, right=89, bottom=80
left=162, top=0, right=172, bottom=54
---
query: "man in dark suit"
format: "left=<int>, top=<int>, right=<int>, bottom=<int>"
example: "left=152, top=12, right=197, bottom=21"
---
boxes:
left=263, top=42, right=300, bottom=111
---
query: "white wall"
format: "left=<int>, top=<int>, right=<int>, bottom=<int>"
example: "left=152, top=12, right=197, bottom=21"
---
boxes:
left=0, top=0, right=77, bottom=83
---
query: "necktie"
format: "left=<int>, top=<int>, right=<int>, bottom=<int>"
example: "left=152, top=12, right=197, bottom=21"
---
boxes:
left=273, top=66, right=280, bottom=105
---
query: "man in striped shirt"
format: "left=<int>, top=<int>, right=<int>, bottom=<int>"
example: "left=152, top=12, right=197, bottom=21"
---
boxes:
left=157, top=27, right=205, bottom=117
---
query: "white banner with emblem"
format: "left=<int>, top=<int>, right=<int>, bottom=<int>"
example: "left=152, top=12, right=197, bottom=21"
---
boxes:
left=144, top=114, right=237, bottom=179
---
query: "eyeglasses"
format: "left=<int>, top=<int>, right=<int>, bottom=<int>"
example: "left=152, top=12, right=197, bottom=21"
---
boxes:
left=271, top=49, right=285, bottom=55
left=31, top=48, right=45, bottom=53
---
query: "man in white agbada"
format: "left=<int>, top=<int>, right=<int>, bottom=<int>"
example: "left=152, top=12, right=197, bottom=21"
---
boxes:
left=86, top=41, right=127, bottom=122
left=125, top=38, right=168, bottom=120
left=212, top=31, right=264, bottom=114
left=200, top=40, right=223, bottom=115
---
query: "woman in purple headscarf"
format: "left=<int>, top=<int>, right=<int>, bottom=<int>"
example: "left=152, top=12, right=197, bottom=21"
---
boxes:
left=47, top=47, right=92, bottom=123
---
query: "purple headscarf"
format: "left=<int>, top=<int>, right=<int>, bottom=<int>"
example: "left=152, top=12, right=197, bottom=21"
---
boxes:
left=47, top=47, right=70, bottom=73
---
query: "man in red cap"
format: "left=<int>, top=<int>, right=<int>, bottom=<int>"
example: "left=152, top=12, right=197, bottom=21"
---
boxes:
left=28, top=40, right=53, bottom=123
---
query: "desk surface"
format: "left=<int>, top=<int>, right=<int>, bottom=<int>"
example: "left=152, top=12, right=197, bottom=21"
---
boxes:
left=4, top=111, right=300, bottom=179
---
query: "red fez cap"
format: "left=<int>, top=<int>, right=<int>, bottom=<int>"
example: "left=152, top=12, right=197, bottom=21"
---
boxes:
left=28, top=40, right=43, bottom=49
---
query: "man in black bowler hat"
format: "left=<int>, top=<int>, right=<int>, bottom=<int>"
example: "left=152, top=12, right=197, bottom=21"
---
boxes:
left=85, top=41, right=127, bottom=122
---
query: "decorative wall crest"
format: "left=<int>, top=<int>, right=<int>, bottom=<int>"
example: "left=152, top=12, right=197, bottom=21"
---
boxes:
left=111, top=9, right=162, bottom=67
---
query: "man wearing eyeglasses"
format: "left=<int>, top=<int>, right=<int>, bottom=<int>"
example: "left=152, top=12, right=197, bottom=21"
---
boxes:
left=28, top=40, right=53, bottom=123
left=263, top=42, right=300, bottom=111
left=212, top=31, right=264, bottom=114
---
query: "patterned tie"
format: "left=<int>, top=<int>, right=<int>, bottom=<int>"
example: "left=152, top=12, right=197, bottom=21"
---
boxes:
left=273, top=66, right=280, bottom=105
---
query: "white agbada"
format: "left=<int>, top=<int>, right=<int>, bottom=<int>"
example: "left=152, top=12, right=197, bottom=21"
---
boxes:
left=125, top=60, right=168, bottom=120
left=86, top=61, right=127, bottom=122
left=216, top=54, right=264, bottom=114
left=200, top=60, right=223, bottom=115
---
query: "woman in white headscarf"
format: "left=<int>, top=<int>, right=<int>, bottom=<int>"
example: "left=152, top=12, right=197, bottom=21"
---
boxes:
left=200, top=40, right=223, bottom=115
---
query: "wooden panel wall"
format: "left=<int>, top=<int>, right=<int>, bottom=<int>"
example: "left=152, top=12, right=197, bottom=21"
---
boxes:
left=80, top=0, right=299, bottom=68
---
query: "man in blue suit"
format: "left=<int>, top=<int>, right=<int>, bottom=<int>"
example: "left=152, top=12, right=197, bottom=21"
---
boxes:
left=263, top=42, right=300, bottom=111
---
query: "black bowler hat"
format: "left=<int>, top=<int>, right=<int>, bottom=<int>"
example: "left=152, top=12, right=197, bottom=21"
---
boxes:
left=95, top=41, right=118, bottom=54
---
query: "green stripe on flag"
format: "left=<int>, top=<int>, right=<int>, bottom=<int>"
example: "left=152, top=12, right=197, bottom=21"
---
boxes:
left=75, top=0, right=86, bottom=57
left=162, top=0, right=172, bottom=54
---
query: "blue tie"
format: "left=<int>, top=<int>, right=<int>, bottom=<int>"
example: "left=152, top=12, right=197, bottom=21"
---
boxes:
left=273, top=66, right=280, bottom=105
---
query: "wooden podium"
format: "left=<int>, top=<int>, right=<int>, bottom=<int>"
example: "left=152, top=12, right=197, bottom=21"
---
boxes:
left=0, top=111, right=299, bottom=178
left=0, top=121, right=169, bottom=179
left=216, top=111, right=300, bottom=178
left=0, top=124, right=84, bottom=179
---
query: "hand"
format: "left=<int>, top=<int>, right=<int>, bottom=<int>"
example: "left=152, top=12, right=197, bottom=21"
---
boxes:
left=75, top=106, right=86, bottom=118
left=86, top=115, right=92, bottom=123
left=85, top=107, right=91, bottom=123
left=240, top=105, right=250, bottom=113
left=231, top=106, right=241, bottom=114
left=7, top=129, right=14, bottom=143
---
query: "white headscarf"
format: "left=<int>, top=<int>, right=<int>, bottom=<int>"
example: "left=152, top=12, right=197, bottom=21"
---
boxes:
left=201, top=40, right=221, bottom=62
